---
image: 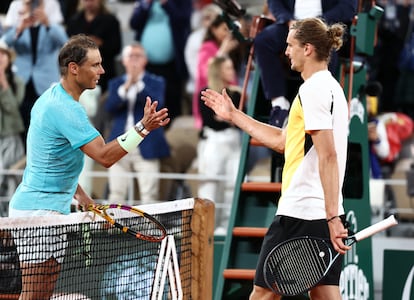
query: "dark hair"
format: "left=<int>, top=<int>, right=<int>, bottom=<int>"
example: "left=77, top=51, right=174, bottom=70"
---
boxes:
left=58, top=34, right=99, bottom=75
left=81, top=0, right=110, bottom=15
left=0, top=49, right=17, bottom=94
left=291, top=18, right=346, bottom=62
left=6, top=67, right=17, bottom=95
left=203, top=14, right=227, bottom=43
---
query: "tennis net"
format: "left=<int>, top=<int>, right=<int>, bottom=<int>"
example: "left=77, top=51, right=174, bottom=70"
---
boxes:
left=0, top=198, right=214, bottom=300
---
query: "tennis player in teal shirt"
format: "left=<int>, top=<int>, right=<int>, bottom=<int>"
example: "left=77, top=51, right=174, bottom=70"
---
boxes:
left=10, top=83, right=100, bottom=214
left=8, top=34, right=170, bottom=300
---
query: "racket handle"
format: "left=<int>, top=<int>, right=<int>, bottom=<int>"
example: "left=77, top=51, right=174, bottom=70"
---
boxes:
left=113, top=222, right=129, bottom=233
left=354, top=215, right=398, bottom=241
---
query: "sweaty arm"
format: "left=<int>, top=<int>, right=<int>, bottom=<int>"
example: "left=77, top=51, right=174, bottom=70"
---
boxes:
left=311, top=129, right=350, bottom=254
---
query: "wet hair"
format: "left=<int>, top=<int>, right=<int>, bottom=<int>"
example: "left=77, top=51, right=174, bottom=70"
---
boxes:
left=291, top=18, right=346, bottom=62
left=58, top=34, right=99, bottom=76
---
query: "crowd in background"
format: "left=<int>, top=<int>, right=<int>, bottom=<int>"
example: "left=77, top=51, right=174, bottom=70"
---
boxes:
left=0, top=0, right=414, bottom=227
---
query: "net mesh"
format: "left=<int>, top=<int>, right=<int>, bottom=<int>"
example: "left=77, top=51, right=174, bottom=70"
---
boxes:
left=0, top=198, right=209, bottom=300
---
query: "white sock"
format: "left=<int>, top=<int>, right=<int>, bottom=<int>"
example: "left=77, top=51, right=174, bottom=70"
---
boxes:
left=271, top=96, right=290, bottom=110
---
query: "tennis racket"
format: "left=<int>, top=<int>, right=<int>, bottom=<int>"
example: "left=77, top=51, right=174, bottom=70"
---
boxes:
left=263, top=215, right=398, bottom=296
left=87, top=204, right=167, bottom=242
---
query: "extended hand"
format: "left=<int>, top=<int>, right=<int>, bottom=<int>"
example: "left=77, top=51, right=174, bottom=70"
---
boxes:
left=328, top=218, right=351, bottom=255
left=140, top=96, right=170, bottom=131
left=201, top=88, right=235, bottom=123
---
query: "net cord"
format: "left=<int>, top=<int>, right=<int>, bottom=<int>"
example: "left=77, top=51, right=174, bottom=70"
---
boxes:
left=0, top=198, right=195, bottom=229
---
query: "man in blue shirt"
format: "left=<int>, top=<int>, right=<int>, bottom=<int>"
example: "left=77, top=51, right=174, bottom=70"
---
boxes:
left=105, top=43, right=171, bottom=204
left=9, top=34, right=170, bottom=300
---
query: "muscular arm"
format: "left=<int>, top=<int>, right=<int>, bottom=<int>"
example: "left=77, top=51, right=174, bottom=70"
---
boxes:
left=312, top=129, right=339, bottom=218
left=80, top=136, right=127, bottom=168
left=201, top=88, right=285, bottom=153
left=230, top=108, right=285, bottom=153
left=81, top=96, right=169, bottom=168
left=311, top=129, right=350, bottom=254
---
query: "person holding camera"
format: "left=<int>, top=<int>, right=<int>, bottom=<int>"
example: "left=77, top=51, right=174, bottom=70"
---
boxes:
left=193, top=14, right=239, bottom=129
left=0, top=42, right=25, bottom=198
left=1, top=0, right=68, bottom=143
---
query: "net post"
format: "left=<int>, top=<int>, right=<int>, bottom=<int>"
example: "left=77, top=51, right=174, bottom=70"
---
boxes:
left=189, top=198, right=215, bottom=300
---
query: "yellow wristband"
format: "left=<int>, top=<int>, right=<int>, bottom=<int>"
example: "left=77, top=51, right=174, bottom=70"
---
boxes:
left=117, top=127, right=144, bottom=152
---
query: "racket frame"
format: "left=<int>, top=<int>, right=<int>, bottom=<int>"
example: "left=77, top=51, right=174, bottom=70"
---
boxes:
left=263, top=215, right=398, bottom=296
left=88, top=204, right=167, bottom=242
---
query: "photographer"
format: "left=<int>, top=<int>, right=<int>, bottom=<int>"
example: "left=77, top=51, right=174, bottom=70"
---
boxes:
left=1, top=0, right=68, bottom=143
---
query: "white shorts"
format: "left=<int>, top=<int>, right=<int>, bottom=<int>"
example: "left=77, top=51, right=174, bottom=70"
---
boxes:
left=9, top=208, right=68, bottom=264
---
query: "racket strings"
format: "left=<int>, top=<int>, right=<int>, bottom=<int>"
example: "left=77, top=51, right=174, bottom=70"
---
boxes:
left=265, top=238, right=331, bottom=295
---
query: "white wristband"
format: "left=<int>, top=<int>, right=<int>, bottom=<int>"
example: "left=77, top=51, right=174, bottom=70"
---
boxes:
left=117, top=127, right=144, bottom=152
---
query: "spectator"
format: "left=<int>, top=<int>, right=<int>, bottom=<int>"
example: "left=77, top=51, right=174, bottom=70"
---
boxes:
left=130, top=0, right=192, bottom=124
left=0, top=41, right=25, bottom=197
left=394, top=3, right=414, bottom=119
left=1, top=0, right=68, bottom=143
left=368, top=1, right=412, bottom=114
left=184, top=3, right=222, bottom=108
left=254, top=0, right=357, bottom=128
left=365, top=80, right=414, bottom=178
left=66, top=0, right=122, bottom=93
left=366, top=81, right=390, bottom=179
left=193, top=14, right=239, bottom=129
left=58, top=0, right=80, bottom=24
left=3, top=0, right=64, bottom=28
left=105, top=43, right=170, bottom=204
left=198, top=55, right=241, bottom=234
